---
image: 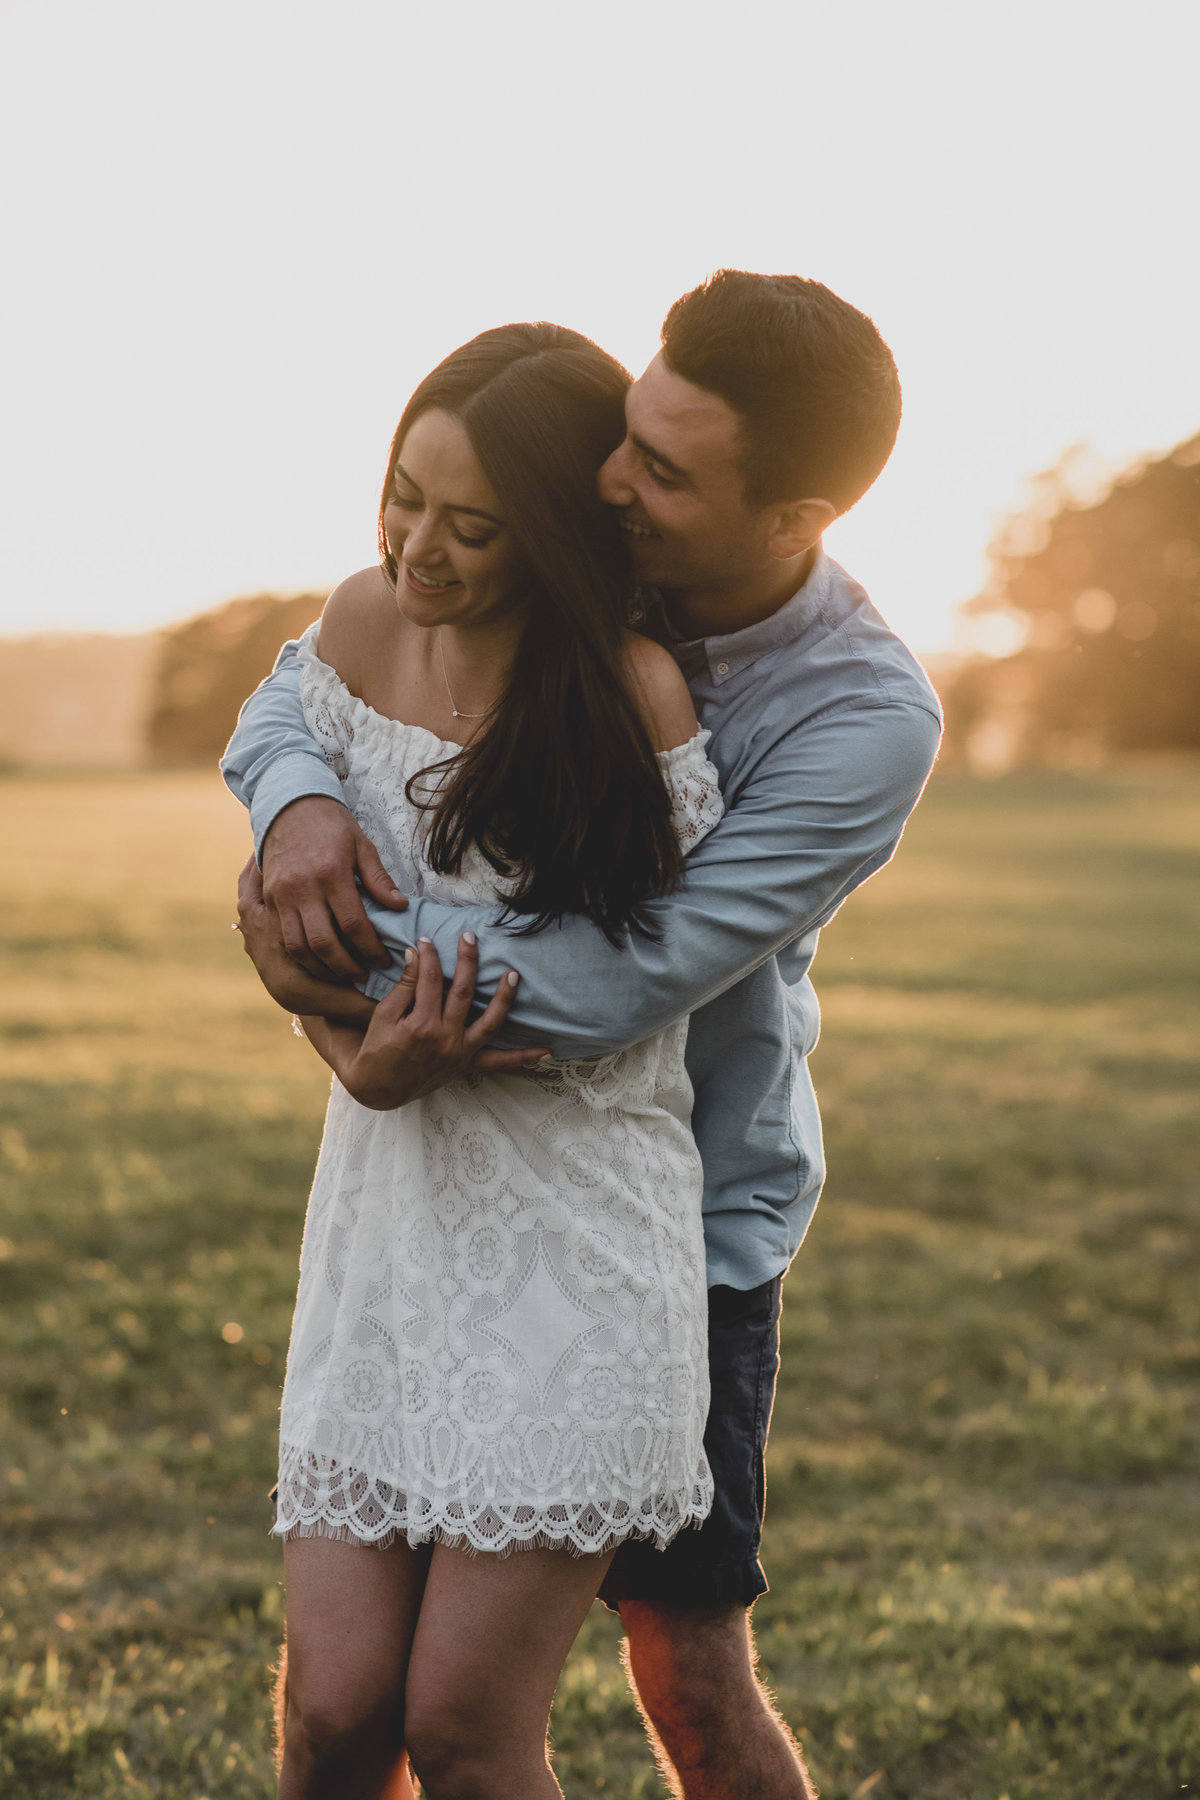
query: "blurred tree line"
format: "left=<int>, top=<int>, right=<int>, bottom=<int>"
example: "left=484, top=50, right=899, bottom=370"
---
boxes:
left=147, top=430, right=1199, bottom=770
left=944, top=432, right=1200, bottom=766
left=147, top=592, right=327, bottom=763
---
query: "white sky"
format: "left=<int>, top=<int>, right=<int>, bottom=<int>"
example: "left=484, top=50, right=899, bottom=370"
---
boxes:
left=2, top=0, right=1197, bottom=654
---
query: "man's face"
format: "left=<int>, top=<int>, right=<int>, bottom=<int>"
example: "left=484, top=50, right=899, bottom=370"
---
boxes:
left=597, top=354, right=775, bottom=594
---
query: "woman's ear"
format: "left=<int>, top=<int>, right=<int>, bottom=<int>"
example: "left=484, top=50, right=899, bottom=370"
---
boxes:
left=765, top=497, right=837, bottom=562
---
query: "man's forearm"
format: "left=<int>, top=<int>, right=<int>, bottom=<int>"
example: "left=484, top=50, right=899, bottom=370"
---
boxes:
left=358, top=702, right=943, bottom=1059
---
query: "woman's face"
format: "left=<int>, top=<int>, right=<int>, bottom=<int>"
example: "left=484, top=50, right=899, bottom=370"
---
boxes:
left=383, top=408, right=525, bottom=631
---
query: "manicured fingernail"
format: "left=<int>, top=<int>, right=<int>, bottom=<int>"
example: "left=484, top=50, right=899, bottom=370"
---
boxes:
left=462, top=931, right=476, bottom=946
left=404, top=947, right=416, bottom=966
left=506, top=971, right=519, bottom=988
left=419, top=937, right=433, bottom=946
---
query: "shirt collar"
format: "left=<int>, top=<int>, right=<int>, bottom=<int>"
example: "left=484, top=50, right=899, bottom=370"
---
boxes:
left=638, top=549, right=831, bottom=686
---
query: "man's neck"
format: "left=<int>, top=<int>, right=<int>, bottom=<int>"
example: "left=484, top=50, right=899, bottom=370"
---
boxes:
left=661, top=546, right=819, bottom=640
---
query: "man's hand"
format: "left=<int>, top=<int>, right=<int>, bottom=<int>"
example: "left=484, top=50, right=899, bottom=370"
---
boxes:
left=314, top=934, right=551, bottom=1110
left=237, top=857, right=376, bottom=1026
left=261, top=795, right=408, bottom=982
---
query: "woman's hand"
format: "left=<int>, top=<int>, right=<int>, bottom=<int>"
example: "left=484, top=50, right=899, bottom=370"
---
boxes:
left=323, top=935, right=551, bottom=1109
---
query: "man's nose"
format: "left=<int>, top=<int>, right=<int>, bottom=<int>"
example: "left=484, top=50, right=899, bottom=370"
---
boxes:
left=598, top=440, right=636, bottom=507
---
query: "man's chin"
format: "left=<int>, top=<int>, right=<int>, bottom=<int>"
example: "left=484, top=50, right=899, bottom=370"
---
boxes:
left=628, top=539, right=672, bottom=586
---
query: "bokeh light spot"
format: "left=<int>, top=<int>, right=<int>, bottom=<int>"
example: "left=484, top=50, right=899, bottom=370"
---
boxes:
left=1073, top=588, right=1117, bottom=633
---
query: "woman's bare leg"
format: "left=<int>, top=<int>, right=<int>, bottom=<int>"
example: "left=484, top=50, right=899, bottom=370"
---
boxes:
left=273, top=1643, right=417, bottom=1797
left=404, top=1541, right=615, bottom=1800
left=278, top=1533, right=431, bottom=1800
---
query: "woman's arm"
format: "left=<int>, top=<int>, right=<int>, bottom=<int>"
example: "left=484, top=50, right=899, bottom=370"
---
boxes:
left=620, top=630, right=699, bottom=751
left=294, top=1012, right=372, bottom=1083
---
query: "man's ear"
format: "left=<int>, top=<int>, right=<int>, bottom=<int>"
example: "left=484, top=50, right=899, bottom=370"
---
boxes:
left=764, top=497, right=837, bottom=561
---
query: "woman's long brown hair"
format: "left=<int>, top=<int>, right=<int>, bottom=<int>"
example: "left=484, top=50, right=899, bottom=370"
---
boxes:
left=378, top=323, right=684, bottom=943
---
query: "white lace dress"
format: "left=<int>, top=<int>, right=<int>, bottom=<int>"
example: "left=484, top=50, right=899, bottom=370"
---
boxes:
left=274, top=636, right=724, bottom=1557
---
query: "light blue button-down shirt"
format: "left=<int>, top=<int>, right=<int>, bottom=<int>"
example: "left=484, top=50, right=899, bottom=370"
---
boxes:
left=221, top=550, right=942, bottom=1290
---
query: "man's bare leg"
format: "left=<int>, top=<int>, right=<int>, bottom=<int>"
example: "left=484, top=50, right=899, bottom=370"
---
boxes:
left=619, top=1600, right=817, bottom=1800
left=272, top=1641, right=287, bottom=1774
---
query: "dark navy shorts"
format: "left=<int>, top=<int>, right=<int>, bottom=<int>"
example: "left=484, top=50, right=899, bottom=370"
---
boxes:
left=598, top=1274, right=783, bottom=1613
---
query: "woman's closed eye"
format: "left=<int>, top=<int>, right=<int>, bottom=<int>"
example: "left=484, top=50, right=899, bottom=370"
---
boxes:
left=449, top=525, right=496, bottom=550
left=392, top=489, right=496, bottom=550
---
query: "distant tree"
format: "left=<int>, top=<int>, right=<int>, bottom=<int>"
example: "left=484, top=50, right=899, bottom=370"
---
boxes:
left=146, top=592, right=327, bottom=764
left=945, top=434, right=1200, bottom=764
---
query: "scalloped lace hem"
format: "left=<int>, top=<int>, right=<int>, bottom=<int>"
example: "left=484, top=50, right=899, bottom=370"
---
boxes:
left=273, top=1451, right=714, bottom=1557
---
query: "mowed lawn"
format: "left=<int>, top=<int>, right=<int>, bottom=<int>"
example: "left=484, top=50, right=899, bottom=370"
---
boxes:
left=1, top=765, right=1198, bottom=1799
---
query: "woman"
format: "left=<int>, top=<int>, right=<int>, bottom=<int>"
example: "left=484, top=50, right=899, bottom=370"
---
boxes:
left=245, top=323, right=723, bottom=1800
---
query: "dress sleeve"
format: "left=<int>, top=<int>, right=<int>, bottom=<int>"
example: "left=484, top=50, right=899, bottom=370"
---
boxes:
left=295, top=633, right=353, bottom=781
left=656, top=731, right=724, bottom=855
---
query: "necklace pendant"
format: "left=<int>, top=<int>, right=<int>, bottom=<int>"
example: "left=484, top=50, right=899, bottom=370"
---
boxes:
left=438, top=631, right=488, bottom=720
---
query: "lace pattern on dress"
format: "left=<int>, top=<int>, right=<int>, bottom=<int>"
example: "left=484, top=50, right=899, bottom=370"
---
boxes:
left=274, top=634, right=723, bottom=1555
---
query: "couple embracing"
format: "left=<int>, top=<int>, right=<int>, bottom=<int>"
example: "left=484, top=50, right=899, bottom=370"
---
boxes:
left=224, top=269, right=942, bottom=1800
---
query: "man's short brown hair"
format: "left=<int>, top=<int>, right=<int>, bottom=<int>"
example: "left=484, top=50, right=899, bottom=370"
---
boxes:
left=661, top=270, right=902, bottom=514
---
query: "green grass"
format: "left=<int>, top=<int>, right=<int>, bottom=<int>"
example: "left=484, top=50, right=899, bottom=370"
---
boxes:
left=2, top=766, right=1199, bottom=1797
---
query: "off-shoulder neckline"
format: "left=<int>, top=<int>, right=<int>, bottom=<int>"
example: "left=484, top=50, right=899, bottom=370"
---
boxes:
left=298, top=630, right=711, bottom=765
left=299, top=634, right=470, bottom=759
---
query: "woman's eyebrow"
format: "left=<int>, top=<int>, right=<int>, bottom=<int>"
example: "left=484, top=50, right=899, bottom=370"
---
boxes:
left=393, top=460, right=504, bottom=526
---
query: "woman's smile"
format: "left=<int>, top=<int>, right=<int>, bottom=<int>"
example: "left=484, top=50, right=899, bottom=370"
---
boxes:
left=403, top=564, right=458, bottom=595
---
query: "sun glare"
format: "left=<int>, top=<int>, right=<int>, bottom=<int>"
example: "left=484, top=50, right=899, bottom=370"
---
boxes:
left=0, top=1, right=1196, bottom=658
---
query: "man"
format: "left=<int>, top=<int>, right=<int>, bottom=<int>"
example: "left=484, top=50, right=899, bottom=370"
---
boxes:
left=224, top=270, right=942, bottom=1799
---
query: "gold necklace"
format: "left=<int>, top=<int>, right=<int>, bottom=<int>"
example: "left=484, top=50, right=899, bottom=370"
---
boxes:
left=438, top=630, right=490, bottom=720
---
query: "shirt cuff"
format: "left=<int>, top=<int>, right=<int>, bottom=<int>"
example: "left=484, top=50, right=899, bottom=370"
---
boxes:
left=361, top=967, right=399, bottom=1001
left=250, top=754, right=346, bottom=861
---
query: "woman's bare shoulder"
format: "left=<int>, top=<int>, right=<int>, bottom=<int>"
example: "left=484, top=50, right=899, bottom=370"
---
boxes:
left=620, top=630, right=698, bottom=753
left=316, top=567, right=398, bottom=685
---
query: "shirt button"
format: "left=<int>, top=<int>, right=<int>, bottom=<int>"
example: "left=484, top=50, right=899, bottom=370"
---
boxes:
left=716, top=660, right=729, bottom=675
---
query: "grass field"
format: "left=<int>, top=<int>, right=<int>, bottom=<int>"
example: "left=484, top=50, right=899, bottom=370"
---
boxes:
left=1, top=765, right=1198, bottom=1799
